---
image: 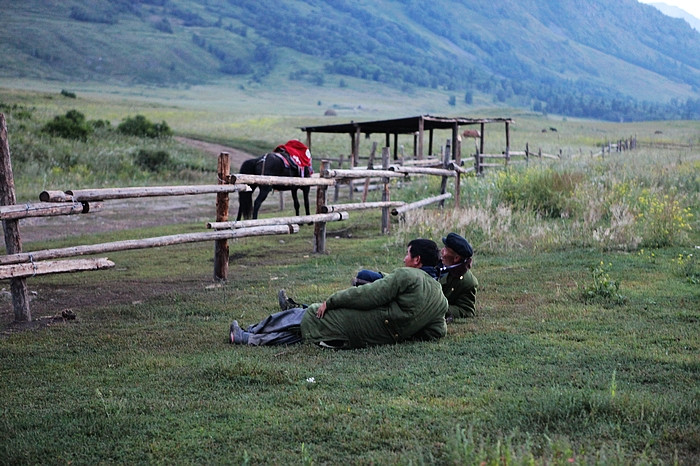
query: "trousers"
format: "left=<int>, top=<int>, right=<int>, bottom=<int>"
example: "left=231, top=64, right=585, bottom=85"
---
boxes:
left=243, top=308, right=306, bottom=346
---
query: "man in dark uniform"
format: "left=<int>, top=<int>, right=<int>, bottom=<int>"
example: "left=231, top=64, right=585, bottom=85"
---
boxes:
left=438, top=233, right=478, bottom=322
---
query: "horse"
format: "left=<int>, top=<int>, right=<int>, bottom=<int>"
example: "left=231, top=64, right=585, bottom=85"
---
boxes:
left=236, top=152, right=312, bottom=221
left=462, top=129, right=481, bottom=139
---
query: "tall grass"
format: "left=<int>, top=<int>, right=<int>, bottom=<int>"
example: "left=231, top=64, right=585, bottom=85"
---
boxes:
left=396, top=149, right=698, bottom=253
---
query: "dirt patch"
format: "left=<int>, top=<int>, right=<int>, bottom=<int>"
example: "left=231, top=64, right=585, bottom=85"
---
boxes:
left=1, top=138, right=258, bottom=333
left=0, top=277, right=212, bottom=336
left=15, top=138, right=256, bottom=244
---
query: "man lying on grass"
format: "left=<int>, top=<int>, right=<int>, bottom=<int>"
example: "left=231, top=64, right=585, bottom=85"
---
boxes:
left=283, top=232, right=478, bottom=323
left=229, top=239, right=448, bottom=349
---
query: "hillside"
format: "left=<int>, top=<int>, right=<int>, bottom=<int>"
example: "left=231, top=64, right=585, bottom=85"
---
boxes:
left=650, top=2, right=700, bottom=31
left=2, top=0, right=700, bottom=121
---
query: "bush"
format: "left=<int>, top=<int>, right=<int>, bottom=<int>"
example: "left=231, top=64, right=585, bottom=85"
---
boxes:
left=117, top=115, right=172, bottom=138
left=581, top=261, right=627, bottom=305
left=496, top=168, right=583, bottom=218
left=133, top=149, right=172, bottom=172
left=60, top=89, right=76, bottom=98
left=90, top=119, right=111, bottom=129
left=41, top=109, right=93, bottom=141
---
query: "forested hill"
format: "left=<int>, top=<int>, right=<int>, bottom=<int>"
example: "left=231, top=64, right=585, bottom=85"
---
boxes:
left=2, top=0, right=700, bottom=121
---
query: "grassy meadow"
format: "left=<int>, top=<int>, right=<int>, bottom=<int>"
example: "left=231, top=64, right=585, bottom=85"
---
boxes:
left=1, top=84, right=699, bottom=464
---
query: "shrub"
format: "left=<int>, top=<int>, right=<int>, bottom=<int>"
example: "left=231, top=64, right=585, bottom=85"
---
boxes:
left=581, top=261, right=626, bottom=305
left=495, top=168, right=583, bottom=218
left=133, top=149, right=172, bottom=172
left=60, top=89, right=76, bottom=98
left=634, top=189, right=693, bottom=248
left=41, top=109, right=93, bottom=141
left=671, top=252, right=699, bottom=284
left=117, top=115, right=172, bottom=138
left=90, top=119, right=111, bottom=129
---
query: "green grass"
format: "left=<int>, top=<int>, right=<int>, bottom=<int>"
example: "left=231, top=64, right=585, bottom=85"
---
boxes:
left=1, top=86, right=699, bottom=464
left=1, top=227, right=698, bottom=464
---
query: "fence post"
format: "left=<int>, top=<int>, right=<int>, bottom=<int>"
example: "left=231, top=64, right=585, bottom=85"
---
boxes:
left=0, top=113, right=31, bottom=322
left=333, top=153, right=345, bottom=202
left=362, top=142, right=377, bottom=203
left=454, top=135, right=462, bottom=209
left=314, top=160, right=329, bottom=253
left=505, top=121, right=511, bottom=167
left=525, top=142, right=530, bottom=166
left=214, top=152, right=230, bottom=281
left=439, top=138, right=451, bottom=207
left=381, top=147, right=390, bottom=235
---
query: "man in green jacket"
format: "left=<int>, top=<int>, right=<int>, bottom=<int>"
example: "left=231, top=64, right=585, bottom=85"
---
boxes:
left=438, top=233, right=478, bottom=322
left=229, top=239, right=448, bottom=349
left=288, top=232, right=478, bottom=322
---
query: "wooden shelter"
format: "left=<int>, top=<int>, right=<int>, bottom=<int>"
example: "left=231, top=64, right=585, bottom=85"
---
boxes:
left=300, top=114, right=513, bottom=166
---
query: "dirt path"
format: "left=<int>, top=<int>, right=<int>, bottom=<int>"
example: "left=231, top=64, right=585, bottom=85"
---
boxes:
left=175, top=136, right=254, bottom=170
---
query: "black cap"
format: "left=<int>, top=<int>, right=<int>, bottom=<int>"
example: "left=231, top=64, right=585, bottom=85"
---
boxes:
left=442, top=233, right=473, bottom=259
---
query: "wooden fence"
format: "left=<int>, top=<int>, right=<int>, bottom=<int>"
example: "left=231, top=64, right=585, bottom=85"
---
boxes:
left=1, top=112, right=465, bottom=322
left=3, top=115, right=641, bottom=324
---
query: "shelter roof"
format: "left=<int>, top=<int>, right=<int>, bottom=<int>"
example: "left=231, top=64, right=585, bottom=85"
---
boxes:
left=300, top=114, right=513, bottom=135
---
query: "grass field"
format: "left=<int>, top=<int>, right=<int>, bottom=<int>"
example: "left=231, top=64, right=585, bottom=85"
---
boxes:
left=1, top=85, right=699, bottom=464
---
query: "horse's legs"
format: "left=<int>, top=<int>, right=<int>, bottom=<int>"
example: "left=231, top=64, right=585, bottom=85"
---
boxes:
left=253, top=186, right=273, bottom=219
left=302, top=186, right=311, bottom=215
left=290, top=188, right=301, bottom=216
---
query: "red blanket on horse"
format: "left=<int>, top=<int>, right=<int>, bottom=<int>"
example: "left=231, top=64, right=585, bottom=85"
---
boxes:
left=274, top=140, right=313, bottom=175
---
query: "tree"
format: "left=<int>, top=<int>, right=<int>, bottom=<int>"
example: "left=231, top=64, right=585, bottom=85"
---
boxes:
left=464, top=90, right=473, bottom=105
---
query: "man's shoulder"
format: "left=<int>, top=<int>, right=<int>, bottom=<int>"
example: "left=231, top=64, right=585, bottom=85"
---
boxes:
left=392, top=266, right=435, bottom=279
left=390, top=266, right=421, bottom=275
left=443, top=270, right=478, bottom=287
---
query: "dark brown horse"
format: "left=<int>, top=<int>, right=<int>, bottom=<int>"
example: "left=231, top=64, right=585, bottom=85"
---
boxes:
left=236, top=152, right=312, bottom=220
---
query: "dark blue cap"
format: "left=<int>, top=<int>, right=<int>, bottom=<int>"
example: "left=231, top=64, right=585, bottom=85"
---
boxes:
left=442, top=233, right=473, bottom=259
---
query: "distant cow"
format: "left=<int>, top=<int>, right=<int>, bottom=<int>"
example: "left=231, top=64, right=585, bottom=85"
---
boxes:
left=462, top=129, right=481, bottom=138
left=549, top=127, right=558, bottom=132
left=654, top=130, right=663, bottom=134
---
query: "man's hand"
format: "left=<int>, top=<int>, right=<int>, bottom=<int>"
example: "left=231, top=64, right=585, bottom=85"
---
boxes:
left=316, top=301, right=327, bottom=318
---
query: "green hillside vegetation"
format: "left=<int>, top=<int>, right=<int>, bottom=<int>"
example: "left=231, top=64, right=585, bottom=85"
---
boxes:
left=2, top=0, right=700, bottom=121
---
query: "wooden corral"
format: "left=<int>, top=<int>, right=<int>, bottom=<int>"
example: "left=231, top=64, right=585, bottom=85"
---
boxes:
left=300, top=114, right=513, bottom=167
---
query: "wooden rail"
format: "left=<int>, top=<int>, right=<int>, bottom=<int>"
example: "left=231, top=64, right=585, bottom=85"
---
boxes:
left=322, top=168, right=406, bottom=179
left=321, top=201, right=405, bottom=213
left=392, top=193, right=452, bottom=215
left=208, top=212, right=349, bottom=230
left=232, top=173, right=335, bottom=186
left=43, top=184, right=251, bottom=202
left=0, top=258, right=115, bottom=280
left=1, top=201, right=96, bottom=220
left=0, top=225, right=299, bottom=266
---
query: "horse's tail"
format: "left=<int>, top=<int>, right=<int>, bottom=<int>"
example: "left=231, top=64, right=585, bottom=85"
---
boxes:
left=237, top=190, right=253, bottom=220
left=236, top=158, right=259, bottom=220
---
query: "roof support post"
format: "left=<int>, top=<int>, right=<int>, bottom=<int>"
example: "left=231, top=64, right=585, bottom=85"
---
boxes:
left=417, top=116, right=424, bottom=159
left=428, top=129, right=434, bottom=157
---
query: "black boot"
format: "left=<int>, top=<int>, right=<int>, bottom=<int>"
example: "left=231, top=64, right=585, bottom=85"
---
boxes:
left=278, top=289, right=301, bottom=311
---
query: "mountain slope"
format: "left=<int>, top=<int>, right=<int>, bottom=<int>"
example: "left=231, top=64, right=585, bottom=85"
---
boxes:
left=1, top=0, right=699, bottom=120
left=649, top=2, right=700, bottom=31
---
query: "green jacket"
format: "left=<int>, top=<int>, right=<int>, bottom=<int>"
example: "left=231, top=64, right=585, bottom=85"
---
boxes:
left=301, top=267, right=448, bottom=349
left=440, top=270, right=478, bottom=318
